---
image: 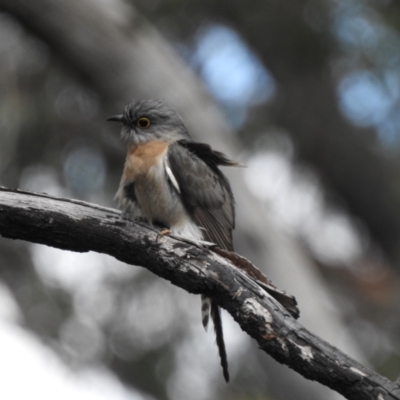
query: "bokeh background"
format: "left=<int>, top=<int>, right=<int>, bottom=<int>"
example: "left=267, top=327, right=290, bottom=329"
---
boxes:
left=0, top=0, right=399, bottom=399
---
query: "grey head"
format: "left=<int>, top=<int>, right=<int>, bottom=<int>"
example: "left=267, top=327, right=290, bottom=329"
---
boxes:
left=107, top=99, right=191, bottom=144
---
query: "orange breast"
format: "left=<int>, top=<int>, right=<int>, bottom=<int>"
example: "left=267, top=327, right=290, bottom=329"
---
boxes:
left=123, top=140, right=169, bottom=182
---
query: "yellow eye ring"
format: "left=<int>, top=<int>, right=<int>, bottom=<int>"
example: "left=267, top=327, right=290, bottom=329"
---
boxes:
left=137, top=117, right=151, bottom=129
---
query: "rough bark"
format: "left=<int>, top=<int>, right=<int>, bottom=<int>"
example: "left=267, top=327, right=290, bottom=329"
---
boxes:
left=0, top=186, right=398, bottom=400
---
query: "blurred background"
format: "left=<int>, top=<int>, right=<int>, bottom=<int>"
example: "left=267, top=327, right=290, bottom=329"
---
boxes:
left=0, top=0, right=399, bottom=399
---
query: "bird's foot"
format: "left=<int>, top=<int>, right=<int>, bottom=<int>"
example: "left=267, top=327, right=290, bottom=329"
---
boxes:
left=156, top=228, right=171, bottom=242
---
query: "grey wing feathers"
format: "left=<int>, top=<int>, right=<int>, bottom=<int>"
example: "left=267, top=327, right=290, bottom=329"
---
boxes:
left=167, top=140, right=236, bottom=251
left=167, top=140, right=235, bottom=383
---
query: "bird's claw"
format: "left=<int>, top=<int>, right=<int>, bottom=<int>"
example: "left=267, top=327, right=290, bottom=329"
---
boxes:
left=156, top=228, right=171, bottom=242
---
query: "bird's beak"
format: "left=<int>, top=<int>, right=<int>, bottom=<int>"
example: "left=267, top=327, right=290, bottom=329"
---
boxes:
left=107, top=114, right=126, bottom=123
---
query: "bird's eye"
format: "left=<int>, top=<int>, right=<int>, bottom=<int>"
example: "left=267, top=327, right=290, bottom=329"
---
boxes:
left=137, top=117, right=151, bottom=129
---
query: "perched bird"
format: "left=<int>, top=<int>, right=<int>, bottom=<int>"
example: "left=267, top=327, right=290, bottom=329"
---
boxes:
left=108, top=99, right=238, bottom=382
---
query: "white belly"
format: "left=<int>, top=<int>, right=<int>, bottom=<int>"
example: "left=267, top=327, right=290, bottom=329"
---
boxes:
left=134, top=162, right=203, bottom=240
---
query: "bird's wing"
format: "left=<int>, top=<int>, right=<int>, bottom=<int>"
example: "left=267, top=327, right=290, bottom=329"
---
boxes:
left=168, top=140, right=237, bottom=382
left=167, top=140, right=237, bottom=251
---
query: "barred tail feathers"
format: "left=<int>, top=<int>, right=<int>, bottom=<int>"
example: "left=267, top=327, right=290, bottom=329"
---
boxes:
left=201, top=295, right=211, bottom=331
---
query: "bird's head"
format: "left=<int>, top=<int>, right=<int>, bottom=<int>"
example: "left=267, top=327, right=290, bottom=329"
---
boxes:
left=107, top=99, right=190, bottom=145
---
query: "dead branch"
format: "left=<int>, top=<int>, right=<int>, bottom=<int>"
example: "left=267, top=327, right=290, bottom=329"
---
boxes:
left=0, top=186, right=398, bottom=400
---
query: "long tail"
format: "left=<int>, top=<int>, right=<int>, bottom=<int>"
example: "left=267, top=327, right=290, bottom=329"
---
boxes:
left=201, top=295, right=229, bottom=381
left=211, top=300, right=229, bottom=382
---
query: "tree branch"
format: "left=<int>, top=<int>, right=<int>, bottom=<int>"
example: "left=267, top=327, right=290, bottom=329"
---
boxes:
left=0, top=1, right=369, bottom=397
left=0, top=186, right=398, bottom=400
